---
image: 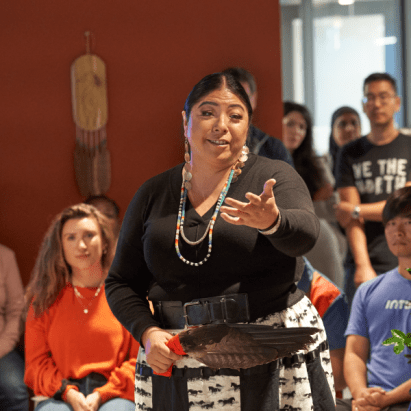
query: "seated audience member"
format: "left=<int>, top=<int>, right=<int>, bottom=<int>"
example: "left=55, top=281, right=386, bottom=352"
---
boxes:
left=222, top=67, right=294, bottom=165
left=297, top=258, right=349, bottom=398
left=282, top=101, right=344, bottom=286
left=336, top=186, right=411, bottom=411
left=0, top=243, right=29, bottom=411
left=24, top=204, right=139, bottom=411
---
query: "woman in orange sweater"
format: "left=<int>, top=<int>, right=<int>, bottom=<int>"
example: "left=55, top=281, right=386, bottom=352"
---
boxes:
left=25, top=204, right=139, bottom=411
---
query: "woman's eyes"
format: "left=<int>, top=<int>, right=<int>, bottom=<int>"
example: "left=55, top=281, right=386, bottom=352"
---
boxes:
left=66, top=232, right=95, bottom=241
left=230, top=113, right=243, bottom=120
left=200, top=110, right=243, bottom=120
left=338, top=120, right=359, bottom=128
left=286, top=121, right=305, bottom=130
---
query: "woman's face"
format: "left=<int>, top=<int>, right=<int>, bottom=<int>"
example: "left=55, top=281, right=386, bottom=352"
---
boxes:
left=332, top=113, right=361, bottom=147
left=282, top=111, right=307, bottom=154
left=61, top=217, right=105, bottom=274
left=182, top=86, right=249, bottom=169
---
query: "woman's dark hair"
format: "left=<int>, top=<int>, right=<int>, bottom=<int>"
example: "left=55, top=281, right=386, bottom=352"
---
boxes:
left=329, top=106, right=361, bottom=177
left=283, top=101, right=325, bottom=198
left=382, top=186, right=411, bottom=226
left=184, top=72, right=253, bottom=123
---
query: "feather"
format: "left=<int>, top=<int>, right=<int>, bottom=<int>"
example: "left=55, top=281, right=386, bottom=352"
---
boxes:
left=155, top=324, right=320, bottom=377
left=179, top=324, right=319, bottom=369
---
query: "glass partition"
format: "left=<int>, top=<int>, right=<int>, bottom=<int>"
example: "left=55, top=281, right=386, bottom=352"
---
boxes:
left=280, top=0, right=403, bottom=154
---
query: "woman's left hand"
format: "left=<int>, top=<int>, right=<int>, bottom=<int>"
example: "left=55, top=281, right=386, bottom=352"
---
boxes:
left=85, top=391, right=101, bottom=411
left=220, top=179, right=279, bottom=230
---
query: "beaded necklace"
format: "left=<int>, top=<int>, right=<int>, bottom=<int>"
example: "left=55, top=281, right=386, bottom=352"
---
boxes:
left=175, top=168, right=235, bottom=266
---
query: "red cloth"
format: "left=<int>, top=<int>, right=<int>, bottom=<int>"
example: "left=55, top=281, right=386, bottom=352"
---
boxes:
left=309, top=272, right=341, bottom=318
left=154, top=334, right=187, bottom=377
left=24, top=283, right=140, bottom=403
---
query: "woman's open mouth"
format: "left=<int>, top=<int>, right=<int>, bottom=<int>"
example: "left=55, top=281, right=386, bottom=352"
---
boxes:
left=209, top=139, right=228, bottom=146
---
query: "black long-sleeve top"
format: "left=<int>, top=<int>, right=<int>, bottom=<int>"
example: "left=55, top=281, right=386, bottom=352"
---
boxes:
left=105, top=154, right=320, bottom=344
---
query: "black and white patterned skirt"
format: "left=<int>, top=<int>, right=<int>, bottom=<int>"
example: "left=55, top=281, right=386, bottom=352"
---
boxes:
left=134, top=296, right=336, bottom=411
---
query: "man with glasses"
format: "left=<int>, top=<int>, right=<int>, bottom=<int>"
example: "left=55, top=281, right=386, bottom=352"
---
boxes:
left=334, top=72, right=411, bottom=309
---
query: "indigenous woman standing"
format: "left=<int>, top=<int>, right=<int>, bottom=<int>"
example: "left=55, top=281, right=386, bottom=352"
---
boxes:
left=24, top=204, right=139, bottom=411
left=105, top=73, right=335, bottom=410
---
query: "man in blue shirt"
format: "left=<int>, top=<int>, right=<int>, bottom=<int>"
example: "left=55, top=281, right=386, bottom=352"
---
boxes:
left=336, top=186, right=411, bottom=410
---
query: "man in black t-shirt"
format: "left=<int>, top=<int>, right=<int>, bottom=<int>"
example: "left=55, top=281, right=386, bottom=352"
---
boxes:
left=334, top=73, right=411, bottom=307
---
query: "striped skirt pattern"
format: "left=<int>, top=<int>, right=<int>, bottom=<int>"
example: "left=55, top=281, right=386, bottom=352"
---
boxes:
left=134, top=296, right=336, bottom=411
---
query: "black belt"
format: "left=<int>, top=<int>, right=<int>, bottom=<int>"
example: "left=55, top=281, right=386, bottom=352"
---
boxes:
left=153, top=293, right=250, bottom=329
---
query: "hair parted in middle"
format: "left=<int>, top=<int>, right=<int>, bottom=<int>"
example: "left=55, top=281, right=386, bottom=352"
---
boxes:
left=25, top=203, right=114, bottom=317
left=183, top=72, right=253, bottom=123
left=283, top=101, right=326, bottom=198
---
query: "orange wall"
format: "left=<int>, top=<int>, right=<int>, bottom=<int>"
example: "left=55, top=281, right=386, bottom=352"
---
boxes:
left=0, top=1, right=283, bottom=285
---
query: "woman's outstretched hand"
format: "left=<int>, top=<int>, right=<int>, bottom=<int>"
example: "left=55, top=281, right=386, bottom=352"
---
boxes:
left=220, top=179, right=279, bottom=230
left=141, top=327, right=183, bottom=374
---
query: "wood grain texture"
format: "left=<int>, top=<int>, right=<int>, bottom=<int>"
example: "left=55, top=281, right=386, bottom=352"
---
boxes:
left=71, top=54, right=108, bottom=131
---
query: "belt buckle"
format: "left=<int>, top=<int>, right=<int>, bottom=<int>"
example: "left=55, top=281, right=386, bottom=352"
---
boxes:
left=219, top=296, right=235, bottom=323
left=183, top=301, right=201, bottom=329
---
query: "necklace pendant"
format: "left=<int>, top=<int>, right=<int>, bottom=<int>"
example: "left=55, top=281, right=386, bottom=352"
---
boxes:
left=84, top=309, right=89, bottom=314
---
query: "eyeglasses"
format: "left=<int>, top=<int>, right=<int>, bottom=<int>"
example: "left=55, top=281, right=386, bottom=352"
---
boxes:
left=362, top=93, right=396, bottom=105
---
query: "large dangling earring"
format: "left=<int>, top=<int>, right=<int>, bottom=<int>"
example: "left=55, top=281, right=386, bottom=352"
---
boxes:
left=183, top=138, right=192, bottom=190
left=232, top=144, right=249, bottom=182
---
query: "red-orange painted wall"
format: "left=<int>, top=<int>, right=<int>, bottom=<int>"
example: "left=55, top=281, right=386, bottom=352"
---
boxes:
left=0, top=1, right=283, bottom=285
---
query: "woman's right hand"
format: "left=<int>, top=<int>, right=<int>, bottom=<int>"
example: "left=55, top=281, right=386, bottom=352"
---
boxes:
left=141, top=326, right=183, bottom=374
left=66, top=389, right=92, bottom=411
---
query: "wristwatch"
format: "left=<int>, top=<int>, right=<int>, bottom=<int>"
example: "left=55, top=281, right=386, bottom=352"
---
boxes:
left=351, top=205, right=361, bottom=219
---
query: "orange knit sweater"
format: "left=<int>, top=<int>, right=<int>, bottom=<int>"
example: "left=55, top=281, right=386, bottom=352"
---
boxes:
left=24, top=283, right=139, bottom=404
